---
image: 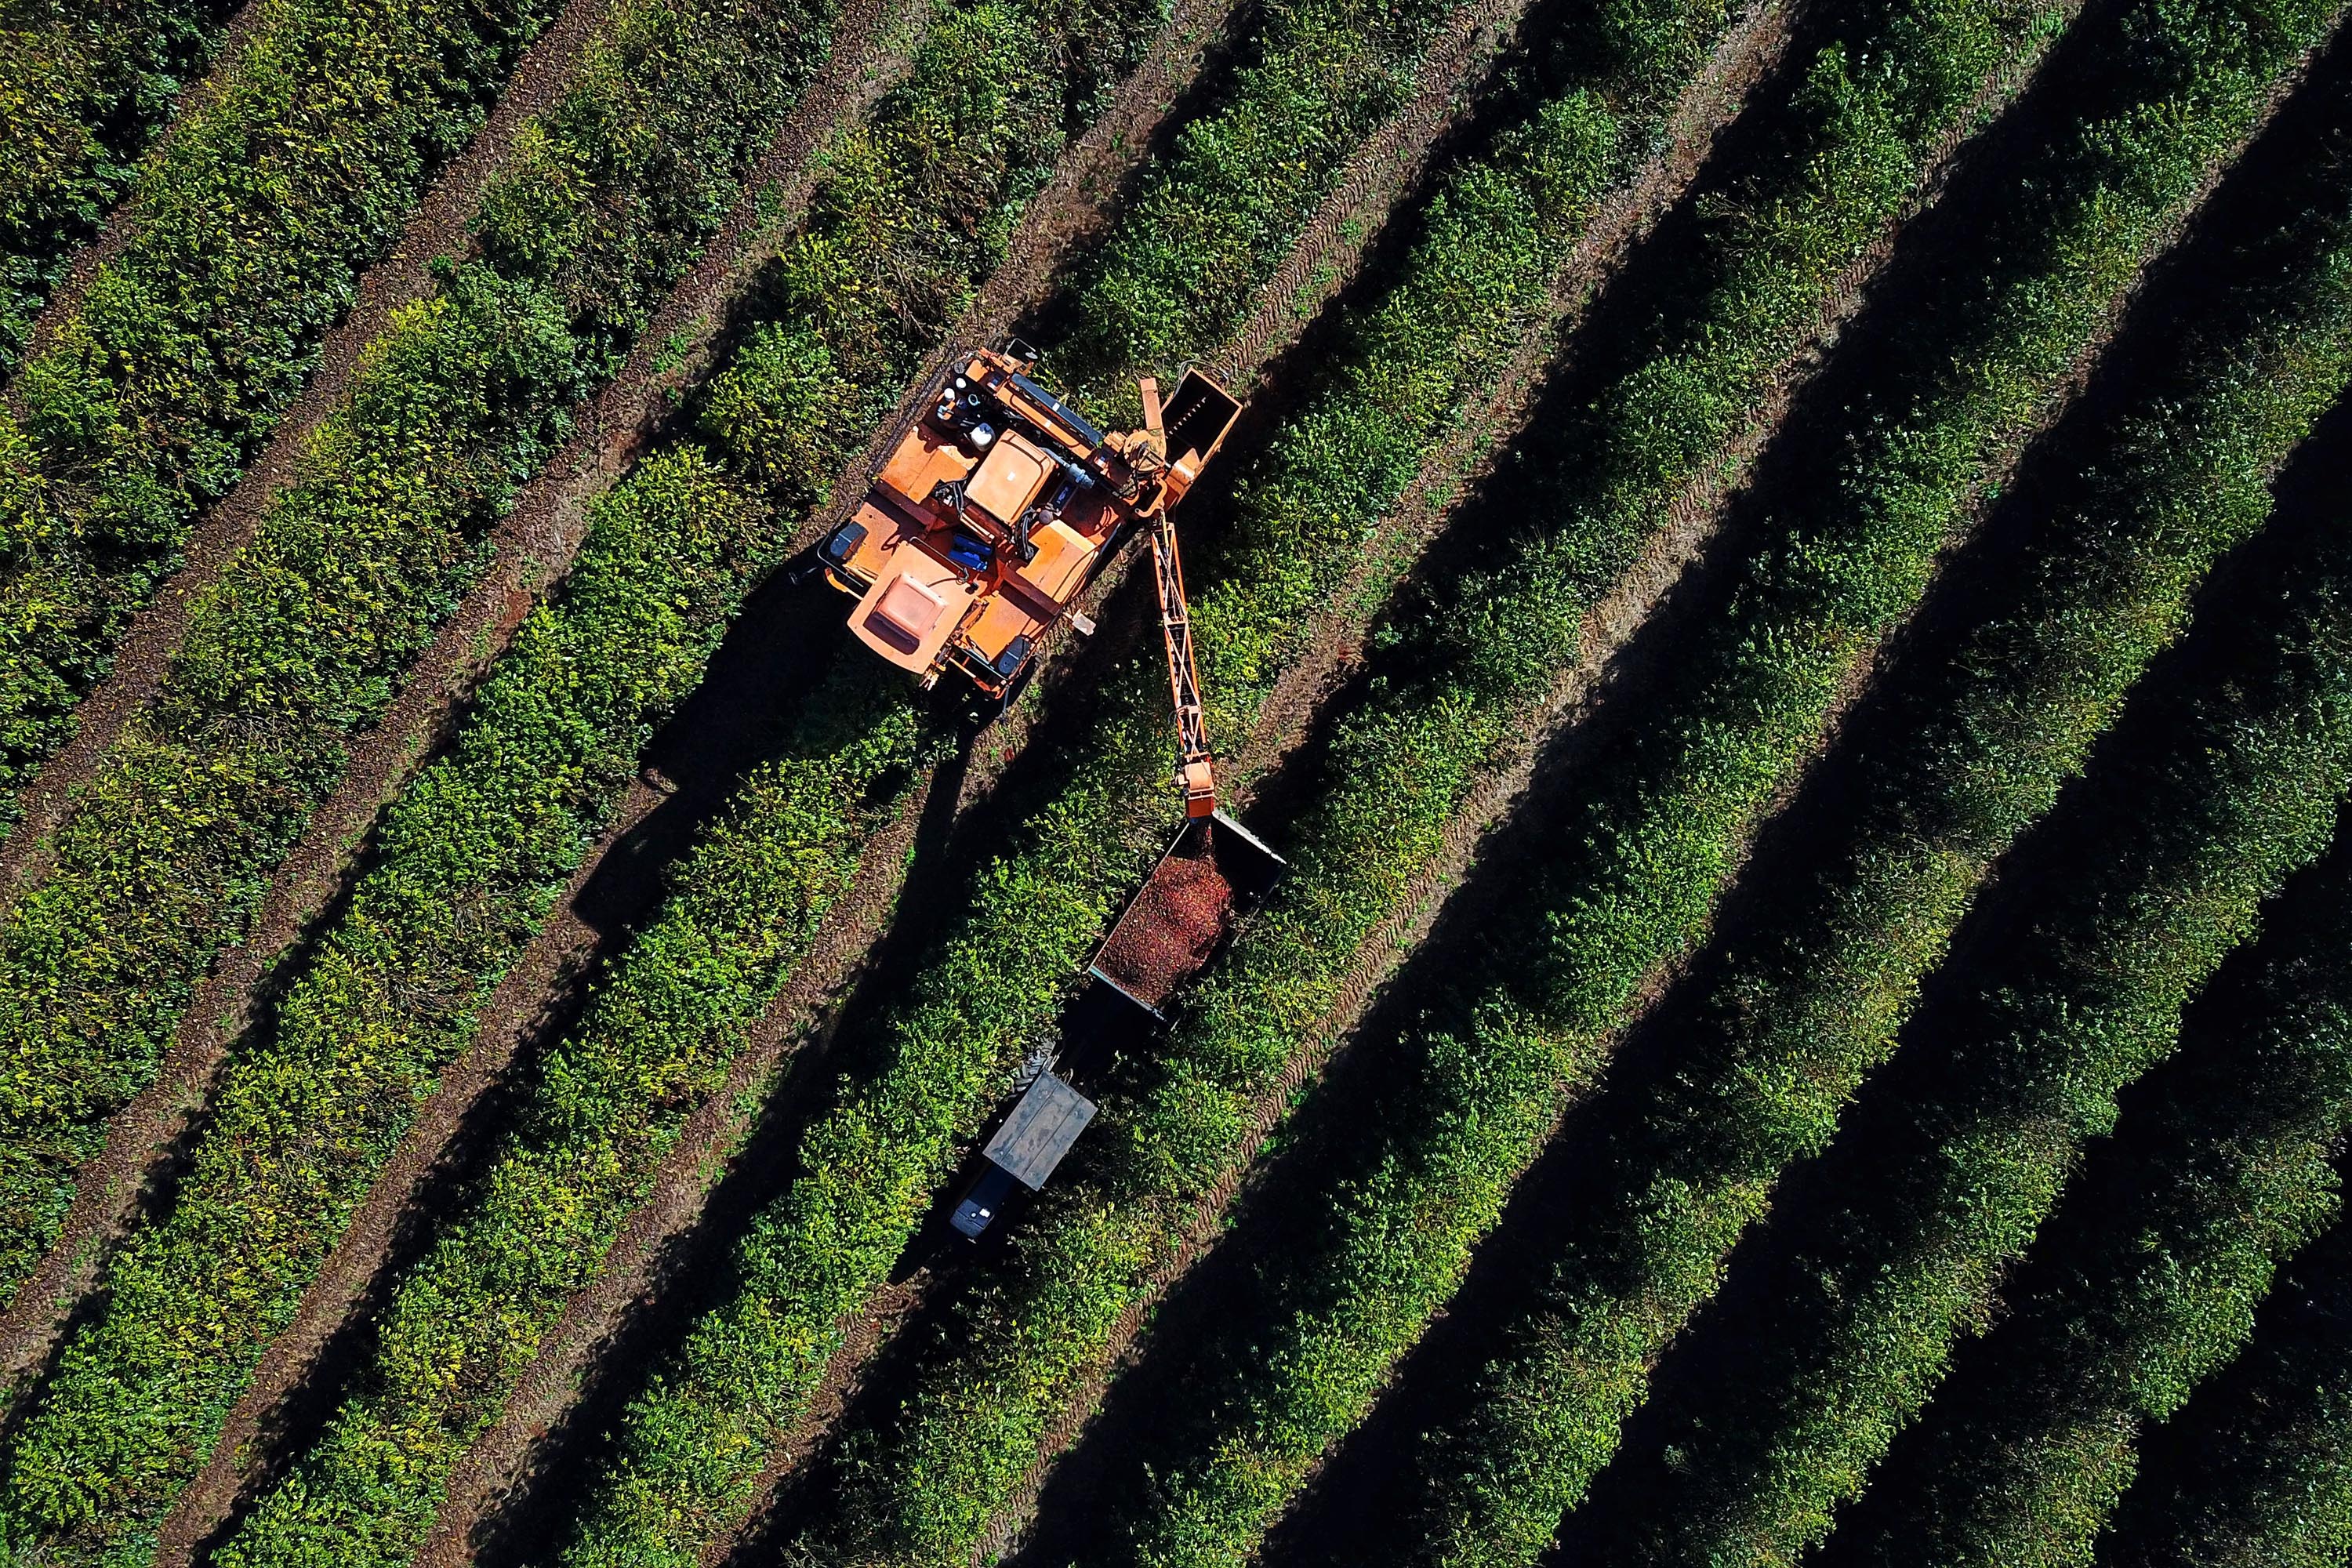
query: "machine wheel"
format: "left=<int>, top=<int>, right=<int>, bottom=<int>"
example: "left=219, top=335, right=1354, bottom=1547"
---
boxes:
left=993, top=657, right=1036, bottom=718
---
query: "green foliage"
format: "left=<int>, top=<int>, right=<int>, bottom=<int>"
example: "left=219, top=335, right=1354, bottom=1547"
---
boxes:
left=0, top=447, right=773, bottom=1562
left=1597, top=459, right=2352, bottom=1567
left=2099, top=1211, right=2352, bottom=1568
left=206, top=661, right=927, bottom=1568
left=1047, top=0, right=1457, bottom=386
left=1392, top=79, right=2352, bottom=1568
left=180, top=0, right=1174, bottom=1556
left=0, top=0, right=847, bottom=1322
left=0, top=0, right=568, bottom=799
left=0, top=0, right=234, bottom=368
left=1051, top=0, right=2337, bottom=1557
left=1821, top=828, right=2352, bottom=1568
left=570, top=60, right=1639, bottom=1568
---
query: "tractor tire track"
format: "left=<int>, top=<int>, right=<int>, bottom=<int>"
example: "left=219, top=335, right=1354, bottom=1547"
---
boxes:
left=134, top=1, right=932, bottom=1555
left=0, top=0, right=617, bottom=901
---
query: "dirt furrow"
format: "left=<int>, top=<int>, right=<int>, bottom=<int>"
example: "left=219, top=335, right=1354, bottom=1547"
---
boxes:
left=1587, top=0, right=2327, bottom=1029
left=968, top=5, right=1805, bottom=1555
left=131, top=2, right=932, bottom=1556
left=0, top=0, right=617, bottom=906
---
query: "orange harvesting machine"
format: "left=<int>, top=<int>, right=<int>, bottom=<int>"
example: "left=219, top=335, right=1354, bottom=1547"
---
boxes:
left=818, top=340, right=1242, bottom=817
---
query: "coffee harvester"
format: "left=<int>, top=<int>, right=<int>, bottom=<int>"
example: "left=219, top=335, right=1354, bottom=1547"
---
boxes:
left=821, top=342, right=1284, bottom=1236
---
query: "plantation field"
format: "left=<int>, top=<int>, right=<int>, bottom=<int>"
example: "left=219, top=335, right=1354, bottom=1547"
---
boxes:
left=2, top=0, right=2350, bottom=1559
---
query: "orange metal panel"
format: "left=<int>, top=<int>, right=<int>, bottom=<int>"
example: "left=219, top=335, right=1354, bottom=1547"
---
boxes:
left=964, top=430, right=1054, bottom=527
left=1019, top=518, right=1096, bottom=603
left=838, top=497, right=919, bottom=582
left=849, top=539, right=975, bottom=673
left=877, top=424, right=976, bottom=512
left=963, top=593, right=1047, bottom=664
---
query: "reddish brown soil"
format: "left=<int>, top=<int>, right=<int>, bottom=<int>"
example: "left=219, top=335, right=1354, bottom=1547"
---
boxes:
left=1097, top=852, right=1232, bottom=1005
left=0, top=0, right=619, bottom=908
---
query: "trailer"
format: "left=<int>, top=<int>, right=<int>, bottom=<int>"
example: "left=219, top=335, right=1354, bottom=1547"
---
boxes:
left=1089, top=810, right=1286, bottom=1022
left=949, top=815, right=1283, bottom=1240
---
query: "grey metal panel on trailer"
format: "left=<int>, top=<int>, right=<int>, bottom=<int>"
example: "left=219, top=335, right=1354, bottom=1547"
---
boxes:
left=985, top=1072, right=1098, bottom=1189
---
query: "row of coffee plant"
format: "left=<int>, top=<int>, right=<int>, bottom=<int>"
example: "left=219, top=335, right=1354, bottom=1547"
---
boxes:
left=1589, top=383, right=2352, bottom=1564
left=0, top=0, right=572, bottom=795
left=0, top=0, right=234, bottom=365
left=2100, top=1204, right=2352, bottom=1567
left=1050, top=0, right=2334, bottom=1558
left=1818, top=821, right=2352, bottom=1568
left=0, top=0, right=849, bottom=1319
left=1390, top=45, right=2352, bottom=1563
